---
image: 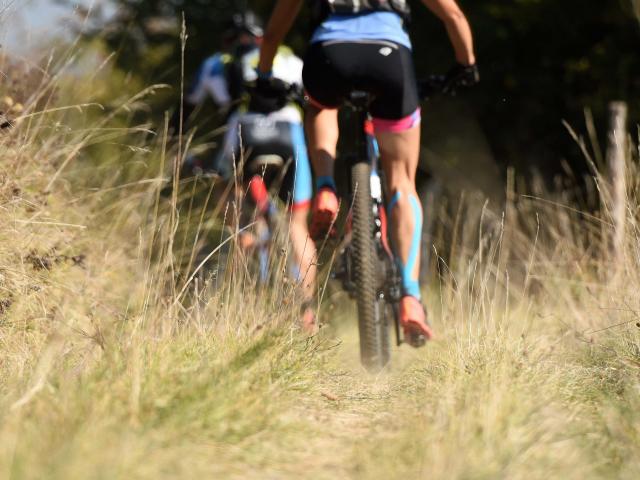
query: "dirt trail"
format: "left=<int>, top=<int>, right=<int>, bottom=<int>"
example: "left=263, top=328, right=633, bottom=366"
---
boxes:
left=215, top=307, right=640, bottom=480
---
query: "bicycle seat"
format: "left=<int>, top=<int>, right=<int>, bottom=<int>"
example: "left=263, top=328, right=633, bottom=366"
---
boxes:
left=246, top=154, right=285, bottom=185
left=347, top=90, right=371, bottom=109
left=249, top=154, right=285, bottom=174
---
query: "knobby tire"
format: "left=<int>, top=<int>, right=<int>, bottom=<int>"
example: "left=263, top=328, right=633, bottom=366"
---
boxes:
left=351, top=162, right=391, bottom=371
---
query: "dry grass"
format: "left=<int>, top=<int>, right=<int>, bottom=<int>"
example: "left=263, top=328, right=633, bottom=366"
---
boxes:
left=1, top=48, right=639, bottom=479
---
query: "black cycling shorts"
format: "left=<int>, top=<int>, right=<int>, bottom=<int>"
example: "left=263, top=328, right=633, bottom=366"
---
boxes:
left=302, top=40, right=419, bottom=121
left=229, top=116, right=312, bottom=208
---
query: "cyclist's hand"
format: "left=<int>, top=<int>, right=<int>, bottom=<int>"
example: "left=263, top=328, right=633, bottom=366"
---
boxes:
left=418, top=75, right=446, bottom=99
left=444, top=63, right=480, bottom=93
left=248, top=75, right=289, bottom=114
left=256, top=75, right=289, bottom=96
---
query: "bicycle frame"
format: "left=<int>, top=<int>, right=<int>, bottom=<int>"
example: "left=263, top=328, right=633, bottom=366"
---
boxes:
left=334, top=91, right=404, bottom=348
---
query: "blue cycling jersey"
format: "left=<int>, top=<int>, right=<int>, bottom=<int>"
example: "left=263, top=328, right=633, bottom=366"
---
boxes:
left=311, top=11, right=411, bottom=50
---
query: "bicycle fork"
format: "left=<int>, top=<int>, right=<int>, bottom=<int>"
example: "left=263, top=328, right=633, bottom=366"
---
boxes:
left=350, top=104, right=405, bottom=348
left=372, top=178, right=404, bottom=348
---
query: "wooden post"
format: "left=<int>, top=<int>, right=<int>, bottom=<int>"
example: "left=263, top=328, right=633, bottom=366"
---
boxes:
left=606, top=101, right=628, bottom=266
left=418, top=177, right=441, bottom=279
left=498, top=167, right=516, bottom=276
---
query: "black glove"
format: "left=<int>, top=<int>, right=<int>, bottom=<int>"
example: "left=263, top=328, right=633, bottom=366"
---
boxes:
left=444, top=63, right=480, bottom=93
left=418, top=75, right=446, bottom=99
left=248, top=76, right=290, bottom=114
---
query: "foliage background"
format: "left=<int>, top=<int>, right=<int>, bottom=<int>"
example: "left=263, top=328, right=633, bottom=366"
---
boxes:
left=74, top=0, right=639, bottom=189
left=1, top=5, right=640, bottom=477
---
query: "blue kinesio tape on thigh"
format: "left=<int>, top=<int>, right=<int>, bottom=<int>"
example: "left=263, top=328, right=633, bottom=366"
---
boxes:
left=387, top=191, right=422, bottom=299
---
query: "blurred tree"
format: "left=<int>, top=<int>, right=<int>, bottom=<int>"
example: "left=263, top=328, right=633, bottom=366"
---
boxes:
left=410, top=0, right=640, bottom=176
left=74, top=0, right=310, bottom=85
left=75, top=0, right=640, bottom=181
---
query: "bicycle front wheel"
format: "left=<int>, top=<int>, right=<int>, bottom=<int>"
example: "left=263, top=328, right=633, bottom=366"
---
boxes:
left=351, top=162, right=390, bottom=371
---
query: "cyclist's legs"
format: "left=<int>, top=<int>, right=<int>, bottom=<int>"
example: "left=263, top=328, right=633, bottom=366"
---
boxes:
left=303, top=40, right=424, bottom=299
left=289, top=205, right=315, bottom=299
left=377, top=125, right=422, bottom=299
left=304, top=106, right=338, bottom=182
left=303, top=42, right=346, bottom=192
left=283, top=122, right=317, bottom=301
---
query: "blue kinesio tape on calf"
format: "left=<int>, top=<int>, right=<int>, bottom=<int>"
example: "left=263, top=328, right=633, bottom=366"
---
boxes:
left=387, top=191, right=401, bottom=213
left=403, top=194, right=422, bottom=299
left=387, top=191, right=422, bottom=299
left=290, top=123, right=313, bottom=205
left=316, top=175, right=336, bottom=191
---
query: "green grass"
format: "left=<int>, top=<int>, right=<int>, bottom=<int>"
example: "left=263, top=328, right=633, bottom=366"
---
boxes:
left=1, top=50, right=640, bottom=479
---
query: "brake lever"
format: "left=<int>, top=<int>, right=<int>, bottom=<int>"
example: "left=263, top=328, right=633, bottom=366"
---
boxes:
left=418, top=75, right=447, bottom=100
left=246, top=79, right=305, bottom=105
left=285, top=84, right=307, bottom=109
left=443, top=82, right=458, bottom=97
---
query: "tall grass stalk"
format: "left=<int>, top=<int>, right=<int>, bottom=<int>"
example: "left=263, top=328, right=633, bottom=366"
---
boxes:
left=0, top=47, right=639, bottom=479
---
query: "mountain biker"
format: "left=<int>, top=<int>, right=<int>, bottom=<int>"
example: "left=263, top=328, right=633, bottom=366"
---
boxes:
left=257, top=0, right=479, bottom=344
left=177, top=11, right=317, bottom=329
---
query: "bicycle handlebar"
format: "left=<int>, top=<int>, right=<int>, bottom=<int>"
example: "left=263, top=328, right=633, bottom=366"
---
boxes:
left=418, top=74, right=461, bottom=100
left=248, top=74, right=459, bottom=113
left=245, top=79, right=306, bottom=112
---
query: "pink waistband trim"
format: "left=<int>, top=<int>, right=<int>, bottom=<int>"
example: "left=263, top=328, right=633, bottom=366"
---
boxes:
left=372, top=108, right=421, bottom=133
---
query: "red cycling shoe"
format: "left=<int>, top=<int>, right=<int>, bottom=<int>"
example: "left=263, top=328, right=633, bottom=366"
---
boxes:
left=248, top=175, right=270, bottom=214
left=399, top=296, right=434, bottom=347
left=301, top=306, right=317, bottom=334
left=309, top=187, right=339, bottom=240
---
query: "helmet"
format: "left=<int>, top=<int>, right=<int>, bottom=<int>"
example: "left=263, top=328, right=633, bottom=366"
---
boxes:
left=225, top=10, right=264, bottom=40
